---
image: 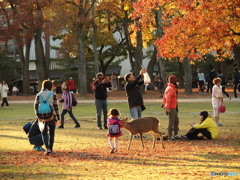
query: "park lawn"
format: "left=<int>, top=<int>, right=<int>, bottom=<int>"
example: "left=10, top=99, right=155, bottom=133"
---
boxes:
left=0, top=102, right=240, bottom=180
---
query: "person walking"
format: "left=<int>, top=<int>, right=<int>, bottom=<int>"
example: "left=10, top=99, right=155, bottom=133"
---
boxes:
left=111, top=72, right=118, bottom=91
left=92, top=72, right=112, bottom=129
left=209, top=67, right=217, bottom=94
left=232, top=67, right=240, bottom=98
left=162, top=75, right=180, bottom=141
left=107, top=108, right=123, bottom=153
left=0, top=80, right=9, bottom=107
left=212, top=77, right=224, bottom=126
left=34, top=80, right=60, bottom=155
left=58, top=82, right=80, bottom=128
left=68, top=77, right=76, bottom=93
left=124, top=69, right=145, bottom=121
left=197, top=69, right=206, bottom=93
left=217, top=70, right=231, bottom=100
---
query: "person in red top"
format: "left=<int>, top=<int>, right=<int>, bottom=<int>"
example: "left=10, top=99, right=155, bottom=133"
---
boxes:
left=68, top=77, right=76, bottom=93
left=107, top=108, right=123, bottom=153
left=162, top=75, right=180, bottom=141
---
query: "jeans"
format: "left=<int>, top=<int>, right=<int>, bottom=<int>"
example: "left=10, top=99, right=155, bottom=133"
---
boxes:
left=130, top=106, right=142, bottom=120
left=61, top=109, right=79, bottom=126
left=29, top=134, right=44, bottom=146
left=95, top=99, right=108, bottom=128
left=41, top=120, right=56, bottom=150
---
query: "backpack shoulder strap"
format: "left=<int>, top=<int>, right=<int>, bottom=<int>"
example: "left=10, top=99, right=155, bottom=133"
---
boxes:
left=39, top=92, right=53, bottom=102
left=39, top=94, right=44, bottom=101
left=45, top=91, right=53, bottom=101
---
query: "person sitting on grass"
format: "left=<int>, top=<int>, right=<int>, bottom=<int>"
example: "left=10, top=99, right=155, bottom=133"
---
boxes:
left=182, top=111, right=218, bottom=140
left=23, top=119, right=46, bottom=151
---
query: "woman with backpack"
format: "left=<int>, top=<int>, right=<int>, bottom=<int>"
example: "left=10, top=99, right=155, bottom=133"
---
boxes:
left=107, top=108, right=123, bottom=153
left=34, top=80, right=60, bottom=155
left=58, top=81, right=80, bottom=129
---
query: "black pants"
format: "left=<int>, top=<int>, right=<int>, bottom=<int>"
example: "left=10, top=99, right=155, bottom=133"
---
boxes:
left=61, top=109, right=80, bottom=126
left=222, top=86, right=230, bottom=98
left=198, top=80, right=204, bottom=93
left=1, top=97, right=9, bottom=107
left=41, top=120, right=56, bottom=150
left=234, top=84, right=238, bottom=98
left=29, top=134, right=44, bottom=147
left=186, top=128, right=212, bottom=140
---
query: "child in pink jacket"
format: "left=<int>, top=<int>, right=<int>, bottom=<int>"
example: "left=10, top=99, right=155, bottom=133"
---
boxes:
left=107, top=108, right=123, bottom=153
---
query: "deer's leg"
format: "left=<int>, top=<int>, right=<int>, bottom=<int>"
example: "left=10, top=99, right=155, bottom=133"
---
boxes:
left=128, top=134, right=133, bottom=150
left=140, top=133, right=144, bottom=149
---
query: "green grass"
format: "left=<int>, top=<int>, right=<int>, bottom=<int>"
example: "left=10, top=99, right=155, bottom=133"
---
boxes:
left=0, top=101, right=240, bottom=179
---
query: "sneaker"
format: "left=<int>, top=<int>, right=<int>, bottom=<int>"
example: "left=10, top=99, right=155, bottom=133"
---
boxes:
left=168, top=137, right=176, bottom=141
left=58, top=125, right=64, bottom=129
left=98, top=127, right=103, bottom=130
left=44, top=149, right=51, bottom=155
left=33, top=146, right=45, bottom=151
left=174, top=135, right=182, bottom=139
left=104, top=126, right=108, bottom=129
left=75, top=124, right=80, bottom=128
left=39, top=147, right=45, bottom=151
left=110, top=148, right=115, bottom=153
left=216, top=122, right=223, bottom=126
left=181, top=135, right=188, bottom=139
left=50, top=150, right=56, bottom=154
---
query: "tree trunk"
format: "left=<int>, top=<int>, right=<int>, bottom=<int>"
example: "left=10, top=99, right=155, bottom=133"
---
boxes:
left=123, top=10, right=135, bottom=72
left=35, top=28, right=48, bottom=91
left=183, top=58, right=193, bottom=95
left=156, top=9, right=166, bottom=85
left=134, top=19, right=143, bottom=76
left=178, top=61, right=184, bottom=88
left=77, top=24, right=87, bottom=97
left=233, top=44, right=240, bottom=67
left=22, top=39, right=31, bottom=96
left=91, top=0, right=99, bottom=74
left=147, top=47, right=157, bottom=81
left=45, top=35, right=50, bottom=76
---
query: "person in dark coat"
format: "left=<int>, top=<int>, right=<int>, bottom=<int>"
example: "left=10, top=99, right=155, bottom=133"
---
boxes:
left=232, top=67, right=240, bottom=98
left=23, top=119, right=46, bottom=151
left=217, top=70, right=231, bottom=100
left=92, top=72, right=112, bottom=129
left=124, top=69, right=145, bottom=120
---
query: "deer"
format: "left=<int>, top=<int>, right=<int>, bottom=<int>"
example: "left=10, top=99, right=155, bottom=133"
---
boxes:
left=121, top=117, right=165, bottom=150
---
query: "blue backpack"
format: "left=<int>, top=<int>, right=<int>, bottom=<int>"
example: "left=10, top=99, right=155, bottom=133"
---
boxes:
left=37, top=92, right=53, bottom=119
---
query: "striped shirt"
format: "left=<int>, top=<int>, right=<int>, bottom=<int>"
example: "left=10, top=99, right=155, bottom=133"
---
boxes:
left=34, top=90, right=60, bottom=120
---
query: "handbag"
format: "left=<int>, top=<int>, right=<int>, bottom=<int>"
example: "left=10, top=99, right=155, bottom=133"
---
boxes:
left=219, top=105, right=226, bottom=113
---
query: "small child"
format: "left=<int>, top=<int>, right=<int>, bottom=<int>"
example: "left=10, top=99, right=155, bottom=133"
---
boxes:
left=107, top=108, right=123, bottom=153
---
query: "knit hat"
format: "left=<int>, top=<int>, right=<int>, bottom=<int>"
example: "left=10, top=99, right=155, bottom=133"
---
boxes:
left=168, top=75, right=177, bottom=84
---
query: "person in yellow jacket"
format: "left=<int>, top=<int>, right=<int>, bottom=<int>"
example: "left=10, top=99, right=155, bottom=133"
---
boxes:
left=182, top=111, right=218, bottom=140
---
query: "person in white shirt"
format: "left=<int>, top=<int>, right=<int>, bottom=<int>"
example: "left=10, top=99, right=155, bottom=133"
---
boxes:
left=0, top=80, right=9, bottom=107
left=198, top=70, right=206, bottom=93
left=212, top=77, right=224, bottom=126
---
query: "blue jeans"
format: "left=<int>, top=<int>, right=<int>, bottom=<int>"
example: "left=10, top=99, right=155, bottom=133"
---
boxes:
left=130, top=106, right=142, bottom=120
left=95, top=99, right=108, bottom=128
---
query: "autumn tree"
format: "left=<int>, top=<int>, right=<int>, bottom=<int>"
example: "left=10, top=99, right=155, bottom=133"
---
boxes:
left=0, top=0, right=32, bottom=95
